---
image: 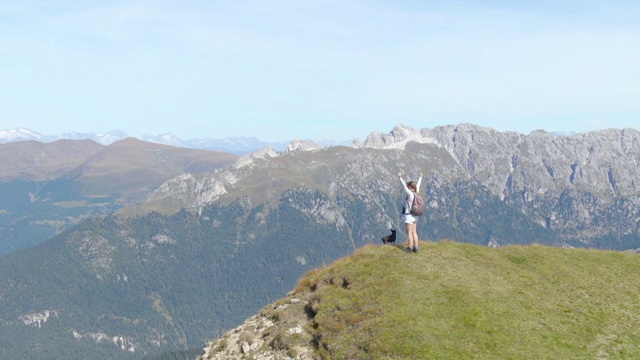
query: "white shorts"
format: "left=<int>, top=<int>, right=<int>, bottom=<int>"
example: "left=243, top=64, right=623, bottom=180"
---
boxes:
left=403, top=214, right=416, bottom=224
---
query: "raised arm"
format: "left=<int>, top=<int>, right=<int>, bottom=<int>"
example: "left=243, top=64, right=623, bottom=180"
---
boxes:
left=416, top=172, right=423, bottom=193
left=398, top=173, right=412, bottom=196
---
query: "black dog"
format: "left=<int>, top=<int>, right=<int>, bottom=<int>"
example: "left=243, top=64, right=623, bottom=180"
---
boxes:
left=381, top=228, right=396, bottom=244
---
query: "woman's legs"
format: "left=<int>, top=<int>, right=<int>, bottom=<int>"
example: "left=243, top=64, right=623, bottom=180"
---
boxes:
left=404, top=222, right=413, bottom=248
left=409, top=222, right=419, bottom=250
left=405, top=222, right=418, bottom=250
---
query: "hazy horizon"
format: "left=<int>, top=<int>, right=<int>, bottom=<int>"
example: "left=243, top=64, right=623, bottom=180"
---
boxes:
left=2, top=1, right=639, bottom=142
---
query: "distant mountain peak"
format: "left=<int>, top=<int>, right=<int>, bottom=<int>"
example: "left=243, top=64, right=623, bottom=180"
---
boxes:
left=287, top=139, right=321, bottom=152
left=0, top=127, right=45, bottom=142
left=55, top=130, right=129, bottom=145
left=363, top=123, right=438, bottom=149
left=234, top=147, right=280, bottom=169
left=0, top=127, right=300, bottom=155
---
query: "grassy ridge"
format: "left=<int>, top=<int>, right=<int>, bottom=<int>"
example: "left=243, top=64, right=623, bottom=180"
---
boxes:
left=298, top=241, right=640, bottom=359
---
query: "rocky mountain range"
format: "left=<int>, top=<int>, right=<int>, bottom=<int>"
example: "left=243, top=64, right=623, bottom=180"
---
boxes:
left=1, top=123, right=639, bottom=359
left=0, top=127, right=349, bottom=155
left=141, top=123, right=640, bottom=249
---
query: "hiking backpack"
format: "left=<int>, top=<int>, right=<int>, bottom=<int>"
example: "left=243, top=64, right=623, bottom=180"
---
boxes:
left=410, top=193, right=425, bottom=216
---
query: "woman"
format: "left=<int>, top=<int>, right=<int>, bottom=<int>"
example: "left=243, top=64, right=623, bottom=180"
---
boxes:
left=399, top=172, right=423, bottom=253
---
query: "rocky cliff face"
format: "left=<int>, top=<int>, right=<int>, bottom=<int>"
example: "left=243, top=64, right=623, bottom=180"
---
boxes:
left=362, top=124, right=640, bottom=245
left=363, top=123, right=640, bottom=199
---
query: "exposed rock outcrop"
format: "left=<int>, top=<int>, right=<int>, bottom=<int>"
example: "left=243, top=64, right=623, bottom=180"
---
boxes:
left=198, top=294, right=315, bottom=360
left=287, top=140, right=321, bottom=153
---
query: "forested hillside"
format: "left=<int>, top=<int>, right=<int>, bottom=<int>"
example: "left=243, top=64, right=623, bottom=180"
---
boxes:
left=0, top=191, right=362, bottom=359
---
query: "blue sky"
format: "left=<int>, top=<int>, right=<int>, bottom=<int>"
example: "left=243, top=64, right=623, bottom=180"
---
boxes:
left=1, top=1, right=639, bottom=141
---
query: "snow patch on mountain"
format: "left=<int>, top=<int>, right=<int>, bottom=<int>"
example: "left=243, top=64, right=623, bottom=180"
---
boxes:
left=0, top=128, right=45, bottom=143
left=140, top=133, right=186, bottom=147
left=0, top=128, right=129, bottom=145
left=94, top=130, right=129, bottom=144
left=0, top=127, right=331, bottom=154
left=57, top=130, right=129, bottom=145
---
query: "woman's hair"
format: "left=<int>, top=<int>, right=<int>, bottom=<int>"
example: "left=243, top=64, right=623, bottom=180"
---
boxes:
left=407, top=181, right=417, bottom=191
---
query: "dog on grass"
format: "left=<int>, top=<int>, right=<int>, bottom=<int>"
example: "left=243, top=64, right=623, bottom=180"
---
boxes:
left=381, top=228, right=396, bottom=244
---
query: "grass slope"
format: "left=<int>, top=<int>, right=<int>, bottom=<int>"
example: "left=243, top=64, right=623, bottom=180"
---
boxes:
left=294, top=241, right=640, bottom=359
left=0, top=139, right=104, bottom=181
left=68, top=137, right=237, bottom=201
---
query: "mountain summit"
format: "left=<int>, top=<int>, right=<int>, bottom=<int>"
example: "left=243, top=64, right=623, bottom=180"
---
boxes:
left=199, top=242, right=640, bottom=359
